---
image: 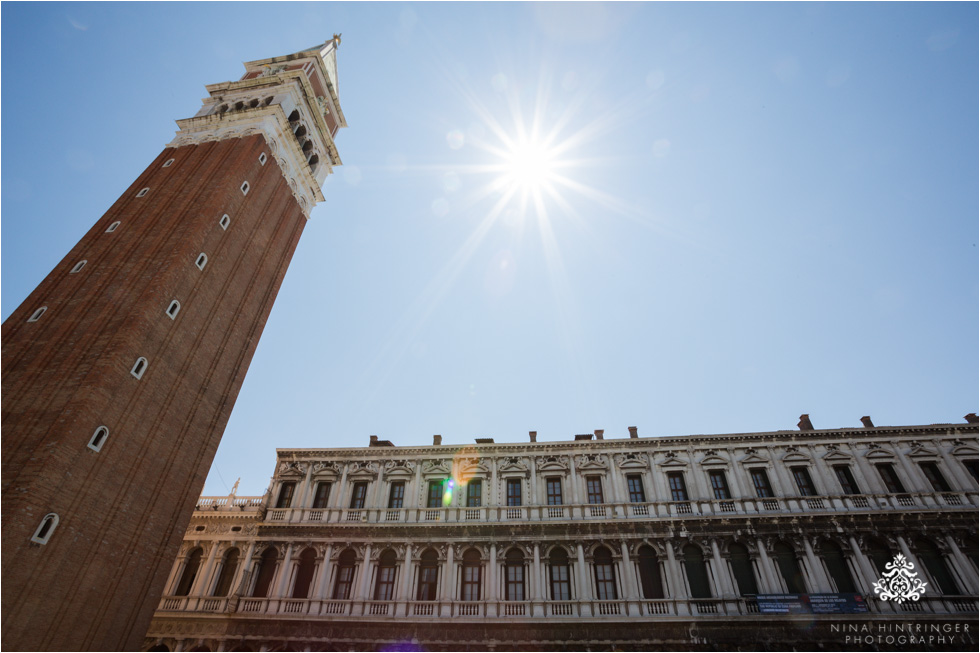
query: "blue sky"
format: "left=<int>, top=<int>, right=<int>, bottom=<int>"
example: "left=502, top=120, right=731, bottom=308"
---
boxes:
left=2, top=2, right=977, bottom=497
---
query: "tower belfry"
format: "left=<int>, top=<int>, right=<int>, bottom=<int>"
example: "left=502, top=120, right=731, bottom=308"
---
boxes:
left=1, top=40, right=346, bottom=651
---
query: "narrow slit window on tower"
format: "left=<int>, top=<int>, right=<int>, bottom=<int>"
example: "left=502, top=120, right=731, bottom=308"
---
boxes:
left=106, top=221, right=121, bottom=233
left=31, top=513, right=59, bottom=545
left=219, top=214, right=230, bottom=230
left=163, top=158, right=175, bottom=168
left=131, top=357, right=147, bottom=380
left=240, top=181, right=250, bottom=195
left=136, top=188, right=149, bottom=197
left=195, top=253, right=208, bottom=270
left=166, top=300, right=180, bottom=319
left=88, top=426, right=109, bottom=452
left=70, top=260, right=87, bottom=274
left=27, top=307, right=47, bottom=323
left=258, top=153, right=267, bottom=166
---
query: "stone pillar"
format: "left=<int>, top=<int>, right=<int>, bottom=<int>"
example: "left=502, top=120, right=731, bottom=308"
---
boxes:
left=355, top=544, right=373, bottom=600
left=490, top=457, right=498, bottom=519
left=846, top=536, right=881, bottom=592
left=531, top=544, right=543, bottom=600
left=192, top=543, right=221, bottom=596
left=620, top=541, right=639, bottom=600
left=802, top=538, right=831, bottom=593
left=895, top=537, right=923, bottom=581
left=852, top=448, right=886, bottom=494
left=530, top=457, right=538, bottom=509
left=487, top=544, right=498, bottom=601
left=442, top=546, right=455, bottom=601
left=232, top=541, right=257, bottom=596
left=332, top=464, right=349, bottom=510
left=892, top=445, right=924, bottom=492
left=944, top=536, right=979, bottom=594
left=273, top=544, right=295, bottom=598
left=665, top=542, right=687, bottom=599
left=294, top=464, right=314, bottom=520
left=808, top=448, right=834, bottom=496
left=165, top=553, right=188, bottom=596
left=937, top=445, right=973, bottom=490
left=413, top=461, right=423, bottom=512
left=398, top=544, right=413, bottom=600
left=314, top=544, right=334, bottom=600
left=576, top=543, right=592, bottom=600
left=569, top=457, right=581, bottom=505
left=755, top=540, right=779, bottom=593
left=710, top=540, right=734, bottom=597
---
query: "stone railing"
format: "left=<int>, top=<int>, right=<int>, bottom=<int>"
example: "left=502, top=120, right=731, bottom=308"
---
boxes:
left=157, top=594, right=979, bottom=619
left=234, top=491, right=977, bottom=525
left=195, top=496, right=265, bottom=512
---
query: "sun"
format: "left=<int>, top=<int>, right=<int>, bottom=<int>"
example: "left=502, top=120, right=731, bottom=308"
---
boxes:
left=499, top=138, right=559, bottom=195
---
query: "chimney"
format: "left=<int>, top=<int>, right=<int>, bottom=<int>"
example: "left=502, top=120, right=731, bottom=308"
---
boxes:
left=628, top=426, right=638, bottom=439
left=965, top=413, right=979, bottom=424
left=529, top=431, right=537, bottom=443
left=433, top=434, right=442, bottom=446
left=860, top=416, right=874, bottom=428
left=594, top=429, right=604, bottom=440
left=369, top=435, right=378, bottom=446
left=797, top=414, right=814, bottom=431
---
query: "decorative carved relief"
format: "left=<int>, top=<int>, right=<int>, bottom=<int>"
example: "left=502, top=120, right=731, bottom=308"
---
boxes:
left=575, top=453, right=608, bottom=470
left=613, top=452, right=650, bottom=469
left=277, top=461, right=308, bottom=477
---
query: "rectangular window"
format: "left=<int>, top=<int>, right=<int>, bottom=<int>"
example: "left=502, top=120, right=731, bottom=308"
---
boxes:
left=505, top=564, right=525, bottom=601
left=349, top=481, right=368, bottom=509
left=417, top=566, right=438, bottom=600
left=876, top=464, right=906, bottom=494
left=963, top=459, right=979, bottom=482
left=626, top=475, right=646, bottom=503
left=461, top=565, right=481, bottom=601
left=333, top=566, right=354, bottom=599
left=594, top=563, right=617, bottom=600
left=466, top=479, right=482, bottom=507
left=708, top=470, right=731, bottom=500
left=586, top=476, right=604, bottom=504
left=546, top=478, right=563, bottom=505
left=388, top=481, right=405, bottom=509
left=427, top=480, right=445, bottom=508
left=506, top=478, right=522, bottom=506
left=311, top=482, right=331, bottom=509
left=667, top=472, right=688, bottom=501
left=920, top=462, right=951, bottom=492
left=834, top=466, right=860, bottom=495
left=749, top=468, right=774, bottom=498
left=550, top=563, right=571, bottom=601
left=374, top=566, right=396, bottom=600
left=791, top=467, right=817, bottom=496
left=276, top=481, right=295, bottom=508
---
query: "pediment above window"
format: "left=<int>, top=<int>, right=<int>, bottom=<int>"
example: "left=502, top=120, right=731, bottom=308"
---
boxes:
left=905, top=441, right=940, bottom=459
left=383, top=460, right=416, bottom=477
left=535, top=455, right=569, bottom=473
left=822, top=450, right=853, bottom=463
left=498, top=456, right=530, bottom=473
left=422, top=459, right=452, bottom=476
left=458, top=457, right=491, bottom=475
left=613, top=452, right=650, bottom=469
left=951, top=443, right=979, bottom=457
left=864, top=444, right=896, bottom=461
left=739, top=452, right=770, bottom=466
left=347, top=460, right=379, bottom=480
left=657, top=452, right=689, bottom=468
left=575, top=453, right=608, bottom=470
left=781, top=451, right=812, bottom=464
left=698, top=453, right=729, bottom=467
left=277, top=461, right=308, bottom=478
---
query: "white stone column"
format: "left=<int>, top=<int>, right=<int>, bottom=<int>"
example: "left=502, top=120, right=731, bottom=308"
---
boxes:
left=332, top=464, right=349, bottom=510
left=802, top=538, right=831, bottom=593
left=530, top=458, right=538, bottom=509
left=192, top=543, right=221, bottom=596
left=755, top=540, right=779, bottom=593
left=487, top=544, right=498, bottom=601
left=569, top=457, right=581, bottom=505
left=413, top=461, right=423, bottom=512
left=273, top=544, right=295, bottom=598
left=314, top=544, right=334, bottom=600
left=892, top=445, right=925, bottom=492
left=808, top=449, right=834, bottom=496
left=398, top=544, right=413, bottom=600
left=355, top=544, right=373, bottom=600
left=665, top=543, right=687, bottom=599
left=852, top=449, right=886, bottom=493
left=231, top=541, right=256, bottom=596
left=846, top=536, right=881, bottom=592
left=294, top=464, right=314, bottom=519
left=620, top=541, right=639, bottom=600
left=944, top=536, right=979, bottom=594
left=532, top=544, right=543, bottom=600
left=165, top=553, right=188, bottom=596
left=710, top=540, right=734, bottom=597
left=442, top=546, right=455, bottom=601
left=490, top=457, right=498, bottom=519
left=576, top=543, right=592, bottom=600
left=937, top=445, right=973, bottom=490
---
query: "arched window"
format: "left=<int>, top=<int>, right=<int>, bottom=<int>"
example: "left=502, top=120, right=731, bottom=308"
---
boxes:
left=915, top=538, right=960, bottom=595
left=249, top=99, right=260, bottom=108
left=70, top=260, right=87, bottom=274
left=136, top=187, right=149, bottom=197
left=728, top=543, right=758, bottom=596
left=292, top=548, right=318, bottom=598
left=416, top=549, right=439, bottom=600
left=866, top=537, right=894, bottom=576
left=593, top=546, right=617, bottom=600
left=175, top=547, right=203, bottom=596
left=637, top=545, right=664, bottom=599
left=819, top=541, right=855, bottom=593
left=288, top=109, right=300, bottom=123
left=773, top=542, right=806, bottom=594
left=105, top=221, right=121, bottom=233
left=251, top=548, right=279, bottom=597
left=219, top=214, right=230, bottom=230
left=27, top=307, right=47, bottom=322
left=683, top=544, right=712, bottom=598
left=166, top=300, right=180, bottom=319
left=373, top=549, right=398, bottom=600
left=258, top=153, right=267, bottom=166
left=240, top=181, right=250, bottom=195
left=548, top=548, right=571, bottom=601
left=212, top=548, right=240, bottom=597
left=87, top=426, right=109, bottom=452
left=195, top=253, right=208, bottom=270
left=31, top=513, right=59, bottom=545
left=460, top=548, right=482, bottom=601
left=504, top=548, right=525, bottom=601
left=332, top=549, right=357, bottom=599
left=163, top=158, right=175, bottom=168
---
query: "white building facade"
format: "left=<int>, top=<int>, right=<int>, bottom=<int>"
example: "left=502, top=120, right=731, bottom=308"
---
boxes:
left=146, top=417, right=979, bottom=651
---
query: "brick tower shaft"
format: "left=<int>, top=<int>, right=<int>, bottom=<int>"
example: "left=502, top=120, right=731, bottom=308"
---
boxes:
left=1, top=39, right=346, bottom=651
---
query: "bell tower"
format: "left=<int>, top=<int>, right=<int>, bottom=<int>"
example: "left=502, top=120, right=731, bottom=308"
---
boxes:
left=1, top=39, right=346, bottom=651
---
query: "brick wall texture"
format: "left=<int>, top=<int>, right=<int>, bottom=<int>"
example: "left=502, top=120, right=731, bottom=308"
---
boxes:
left=1, top=134, right=307, bottom=651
